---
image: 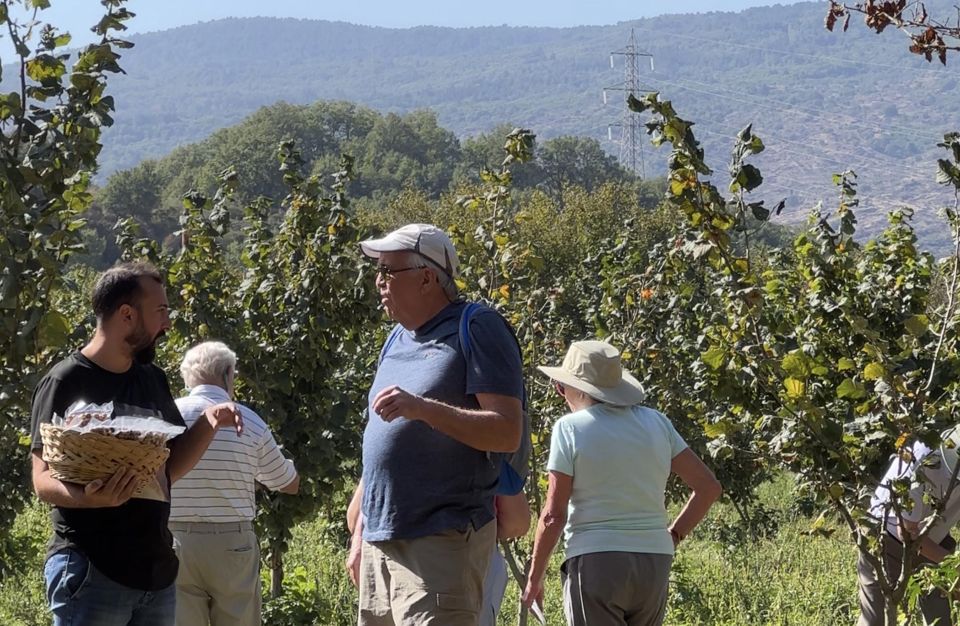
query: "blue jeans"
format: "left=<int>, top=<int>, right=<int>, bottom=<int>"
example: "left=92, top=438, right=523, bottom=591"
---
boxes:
left=44, top=549, right=176, bottom=626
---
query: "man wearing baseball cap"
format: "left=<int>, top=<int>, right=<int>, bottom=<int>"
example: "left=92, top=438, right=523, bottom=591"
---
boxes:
left=345, top=223, right=525, bottom=626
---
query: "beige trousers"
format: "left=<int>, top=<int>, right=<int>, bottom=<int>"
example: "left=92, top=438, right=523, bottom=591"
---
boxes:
left=170, top=521, right=261, bottom=626
left=358, top=520, right=496, bottom=626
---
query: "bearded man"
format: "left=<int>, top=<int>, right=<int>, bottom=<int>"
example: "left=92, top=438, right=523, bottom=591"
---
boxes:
left=29, top=261, right=242, bottom=626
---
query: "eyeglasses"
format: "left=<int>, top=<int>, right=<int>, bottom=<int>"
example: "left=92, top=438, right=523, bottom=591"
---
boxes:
left=376, top=265, right=425, bottom=281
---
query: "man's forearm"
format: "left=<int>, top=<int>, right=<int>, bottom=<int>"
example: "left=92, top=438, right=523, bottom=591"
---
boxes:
left=347, top=480, right=363, bottom=534
left=920, top=535, right=952, bottom=563
left=167, top=418, right=217, bottom=482
left=418, top=397, right=520, bottom=452
left=34, top=469, right=95, bottom=508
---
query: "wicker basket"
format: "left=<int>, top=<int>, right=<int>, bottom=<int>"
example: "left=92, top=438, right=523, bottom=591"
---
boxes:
left=40, top=423, right=170, bottom=490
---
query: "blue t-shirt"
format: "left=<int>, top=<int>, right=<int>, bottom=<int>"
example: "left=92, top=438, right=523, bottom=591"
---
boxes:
left=361, top=301, right=525, bottom=541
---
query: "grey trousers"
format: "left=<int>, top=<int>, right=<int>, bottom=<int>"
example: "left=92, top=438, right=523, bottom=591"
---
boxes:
left=561, top=551, right=673, bottom=626
left=856, top=533, right=953, bottom=626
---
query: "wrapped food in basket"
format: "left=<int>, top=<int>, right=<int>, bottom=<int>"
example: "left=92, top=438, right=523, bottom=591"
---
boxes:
left=40, top=401, right=186, bottom=495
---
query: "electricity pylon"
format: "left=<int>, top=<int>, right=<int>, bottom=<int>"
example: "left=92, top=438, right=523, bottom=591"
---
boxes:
left=603, top=29, right=654, bottom=178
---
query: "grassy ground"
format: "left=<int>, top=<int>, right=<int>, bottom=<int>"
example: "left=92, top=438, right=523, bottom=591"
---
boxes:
left=1, top=474, right=859, bottom=625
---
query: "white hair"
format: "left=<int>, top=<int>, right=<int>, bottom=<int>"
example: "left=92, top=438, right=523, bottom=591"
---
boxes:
left=423, top=256, right=461, bottom=301
left=180, top=341, right=237, bottom=389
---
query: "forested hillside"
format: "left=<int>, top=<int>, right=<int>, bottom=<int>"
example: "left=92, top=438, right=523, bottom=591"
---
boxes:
left=5, top=1, right=957, bottom=249
left=81, top=102, right=665, bottom=265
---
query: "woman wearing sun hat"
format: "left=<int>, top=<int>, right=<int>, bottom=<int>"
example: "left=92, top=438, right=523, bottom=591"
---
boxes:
left=521, top=340, right=722, bottom=626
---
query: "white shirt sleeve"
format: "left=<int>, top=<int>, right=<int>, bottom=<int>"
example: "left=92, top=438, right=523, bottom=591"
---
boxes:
left=256, top=428, right=297, bottom=490
left=662, top=412, right=688, bottom=459
left=547, top=419, right=575, bottom=476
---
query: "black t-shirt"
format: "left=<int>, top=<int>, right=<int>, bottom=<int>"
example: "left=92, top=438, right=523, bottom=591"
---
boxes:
left=29, top=351, right=186, bottom=591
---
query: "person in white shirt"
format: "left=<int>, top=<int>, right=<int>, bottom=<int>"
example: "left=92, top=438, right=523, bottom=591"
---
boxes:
left=170, top=341, right=299, bottom=626
left=857, top=433, right=960, bottom=626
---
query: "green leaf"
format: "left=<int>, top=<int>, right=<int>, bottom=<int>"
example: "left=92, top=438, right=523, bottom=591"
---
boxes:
left=837, top=378, right=867, bottom=400
left=750, top=202, right=770, bottom=221
left=704, top=421, right=734, bottom=438
left=0, top=92, right=22, bottom=119
left=782, top=352, right=809, bottom=378
left=738, top=164, right=763, bottom=192
left=863, top=362, right=885, bottom=381
left=701, top=346, right=726, bottom=370
left=937, top=159, right=960, bottom=186
left=837, top=357, right=855, bottom=371
left=784, top=377, right=806, bottom=398
left=903, top=314, right=929, bottom=337
left=38, top=310, right=70, bottom=350
left=26, top=56, right=66, bottom=82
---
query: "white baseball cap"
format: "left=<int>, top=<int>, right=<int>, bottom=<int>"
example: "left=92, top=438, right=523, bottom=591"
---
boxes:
left=360, top=223, right=459, bottom=279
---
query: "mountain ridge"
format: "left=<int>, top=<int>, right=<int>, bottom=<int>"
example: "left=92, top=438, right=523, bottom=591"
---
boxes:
left=6, top=1, right=958, bottom=250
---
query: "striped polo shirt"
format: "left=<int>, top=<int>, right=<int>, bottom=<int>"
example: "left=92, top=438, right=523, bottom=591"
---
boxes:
left=170, top=384, right=297, bottom=522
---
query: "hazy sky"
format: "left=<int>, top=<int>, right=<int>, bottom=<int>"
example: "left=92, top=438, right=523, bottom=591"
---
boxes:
left=2, top=1, right=799, bottom=51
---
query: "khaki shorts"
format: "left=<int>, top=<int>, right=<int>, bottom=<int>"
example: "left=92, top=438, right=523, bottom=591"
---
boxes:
left=358, top=520, right=496, bottom=626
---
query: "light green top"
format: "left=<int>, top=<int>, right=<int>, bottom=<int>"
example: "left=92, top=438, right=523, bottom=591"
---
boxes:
left=547, top=403, right=687, bottom=559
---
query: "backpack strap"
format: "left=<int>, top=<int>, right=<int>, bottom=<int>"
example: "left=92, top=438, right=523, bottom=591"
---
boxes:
left=459, top=302, right=529, bottom=496
left=458, top=302, right=484, bottom=360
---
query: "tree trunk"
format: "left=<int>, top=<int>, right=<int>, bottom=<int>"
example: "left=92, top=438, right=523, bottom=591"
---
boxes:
left=884, top=597, right=898, bottom=626
left=270, top=541, right=284, bottom=599
left=502, top=540, right=530, bottom=626
left=729, top=497, right=758, bottom=541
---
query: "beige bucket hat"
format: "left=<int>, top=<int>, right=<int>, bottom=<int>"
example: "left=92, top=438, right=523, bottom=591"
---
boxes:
left=537, top=340, right=646, bottom=406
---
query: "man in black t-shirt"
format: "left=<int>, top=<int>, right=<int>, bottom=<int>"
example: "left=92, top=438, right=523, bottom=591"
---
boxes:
left=30, top=262, right=243, bottom=626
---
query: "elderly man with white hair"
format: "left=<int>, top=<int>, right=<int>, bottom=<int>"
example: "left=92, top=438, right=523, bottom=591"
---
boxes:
left=169, top=341, right=299, bottom=626
left=346, top=223, right=527, bottom=626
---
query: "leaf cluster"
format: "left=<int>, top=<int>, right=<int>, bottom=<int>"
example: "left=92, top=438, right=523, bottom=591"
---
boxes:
left=0, top=0, right=131, bottom=572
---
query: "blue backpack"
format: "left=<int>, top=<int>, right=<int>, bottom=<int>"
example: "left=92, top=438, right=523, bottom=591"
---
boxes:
left=380, top=302, right=530, bottom=496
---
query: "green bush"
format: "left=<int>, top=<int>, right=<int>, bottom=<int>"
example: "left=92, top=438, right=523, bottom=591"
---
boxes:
left=0, top=474, right=863, bottom=626
left=0, top=502, right=50, bottom=626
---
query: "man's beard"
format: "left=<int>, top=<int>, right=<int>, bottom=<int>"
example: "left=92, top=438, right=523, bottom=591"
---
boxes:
left=126, top=326, right=164, bottom=365
left=134, top=342, right=157, bottom=365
